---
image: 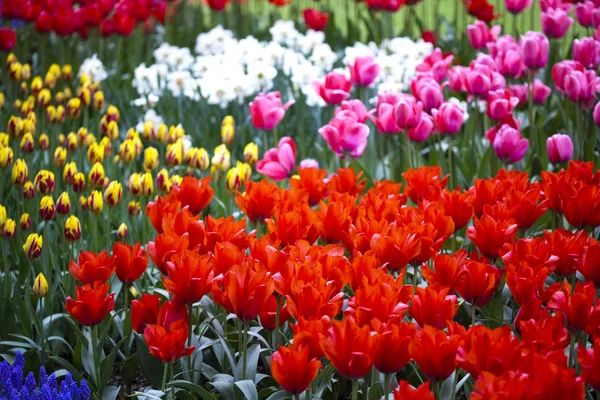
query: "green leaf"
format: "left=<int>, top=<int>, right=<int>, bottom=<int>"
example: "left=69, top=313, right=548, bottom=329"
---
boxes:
left=265, top=390, right=291, bottom=400
left=100, top=338, right=126, bottom=395
left=170, top=380, right=218, bottom=400
left=136, top=334, right=167, bottom=389
left=49, top=356, right=85, bottom=382
left=234, top=380, right=259, bottom=400
left=122, top=353, right=139, bottom=388
left=209, top=374, right=235, bottom=400
left=102, top=386, right=121, bottom=400
left=367, top=382, right=384, bottom=400
left=234, top=344, right=260, bottom=382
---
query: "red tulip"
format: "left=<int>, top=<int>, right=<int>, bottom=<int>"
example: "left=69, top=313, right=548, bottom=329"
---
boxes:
left=69, top=250, right=116, bottom=285
left=410, top=324, right=462, bottom=381
left=131, top=293, right=161, bottom=333
left=172, top=176, right=213, bottom=215
left=409, top=286, right=458, bottom=329
left=291, top=317, right=331, bottom=360
left=271, top=345, right=321, bottom=395
left=466, top=212, right=518, bottom=260
left=147, top=232, right=190, bottom=275
left=163, top=252, right=215, bottom=305
left=372, top=322, right=417, bottom=374
left=66, top=282, right=116, bottom=326
left=0, top=27, right=16, bottom=51
left=235, top=180, right=280, bottom=223
left=457, top=260, right=502, bottom=307
left=259, top=295, right=291, bottom=330
left=35, top=11, right=53, bottom=33
left=547, top=280, right=596, bottom=333
left=421, top=251, right=468, bottom=293
left=113, top=242, right=148, bottom=284
left=393, top=381, right=435, bottom=400
left=578, top=336, right=600, bottom=391
left=576, top=242, right=600, bottom=287
left=303, top=8, right=329, bottom=31
left=144, top=320, right=194, bottom=363
left=146, top=193, right=182, bottom=233
left=207, top=0, right=229, bottom=10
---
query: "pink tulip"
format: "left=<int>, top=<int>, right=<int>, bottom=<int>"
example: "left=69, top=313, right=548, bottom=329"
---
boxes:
left=573, top=37, right=600, bottom=69
left=377, top=91, right=402, bottom=107
left=408, top=114, right=434, bottom=142
left=312, top=72, right=352, bottom=105
left=394, top=96, right=423, bottom=130
left=486, top=124, right=529, bottom=163
left=472, top=53, right=499, bottom=70
left=410, top=76, right=444, bottom=112
left=540, top=0, right=572, bottom=12
left=593, top=101, right=600, bottom=126
left=464, top=68, right=492, bottom=96
left=470, top=62, right=506, bottom=90
left=552, top=60, right=585, bottom=91
left=467, top=21, right=502, bottom=49
left=575, top=0, right=595, bottom=27
left=532, top=79, right=552, bottom=105
left=249, top=92, right=295, bottom=131
left=541, top=8, right=574, bottom=38
left=299, top=158, right=319, bottom=169
left=448, top=66, right=468, bottom=92
left=563, top=69, right=600, bottom=106
left=256, top=137, right=296, bottom=180
left=497, top=49, right=526, bottom=78
left=546, top=133, right=574, bottom=163
left=318, top=114, right=370, bottom=158
left=432, top=102, right=465, bottom=135
left=335, top=99, right=369, bottom=123
left=520, top=31, right=550, bottom=70
left=348, top=56, right=380, bottom=87
left=508, top=84, right=529, bottom=106
left=370, top=103, right=400, bottom=134
left=487, top=35, right=520, bottom=58
left=415, top=48, right=454, bottom=82
left=592, top=9, right=600, bottom=28
left=486, top=89, right=520, bottom=121
left=506, top=0, right=532, bottom=14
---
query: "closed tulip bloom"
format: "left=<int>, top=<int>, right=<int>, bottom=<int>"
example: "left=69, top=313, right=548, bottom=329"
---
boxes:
left=486, top=124, right=529, bottom=163
left=312, top=72, right=352, bottom=105
left=572, top=37, right=600, bottom=69
left=113, top=242, right=148, bottom=284
left=373, top=322, right=418, bottom=374
left=144, top=147, right=160, bottom=171
left=393, top=381, right=436, bottom=400
left=11, top=158, right=27, bottom=185
left=55, top=192, right=70, bottom=215
left=464, top=69, right=492, bottom=96
left=0, top=147, right=13, bottom=168
left=564, top=69, right=599, bottom=105
left=349, top=56, right=380, bottom=87
left=131, top=293, right=160, bottom=333
left=144, top=320, right=194, bottom=363
left=249, top=91, right=294, bottom=130
left=467, top=21, right=501, bottom=49
left=370, top=103, right=400, bottom=134
left=23, top=233, right=43, bottom=259
left=486, top=89, right=519, bottom=121
left=63, top=162, right=77, bottom=184
left=410, top=286, right=458, bottom=328
left=221, top=124, right=234, bottom=145
left=66, top=282, right=115, bottom=326
left=576, top=243, right=600, bottom=287
left=432, top=102, right=465, bottom=135
left=1, top=219, right=15, bottom=238
left=72, top=172, right=85, bottom=193
left=336, top=99, right=369, bottom=123
left=505, top=0, right=531, bottom=14
left=20, top=213, right=31, bottom=231
left=408, top=114, right=434, bottom=142
left=394, top=96, right=423, bottom=130
left=467, top=214, right=518, bottom=260
left=117, top=223, right=128, bottom=240
left=547, top=281, right=596, bottom=333
left=89, top=162, right=105, bottom=188
left=457, top=261, right=502, bottom=307
left=546, top=134, right=573, bottom=164
left=64, top=215, right=81, bottom=242
left=594, top=101, right=600, bottom=126
left=88, top=190, right=103, bottom=214
left=33, top=273, right=49, bottom=298
left=163, top=253, right=214, bottom=304
left=257, top=137, right=297, bottom=180
left=578, top=337, right=600, bottom=391
left=243, top=142, right=259, bottom=165
left=272, top=345, right=321, bottom=395
left=520, top=31, right=549, bottom=70
left=69, top=250, right=115, bottom=285
left=303, top=8, right=329, bottom=31
left=541, top=8, right=573, bottom=38
left=104, top=181, right=123, bottom=207
left=410, top=325, right=462, bottom=382
left=532, top=79, right=552, bottom=105
left=39, top=196, right=55, bottom=221
left=575, top=1, right=594, bottom=27
left=34, top=170, right=55, bottom=194
left=20, top=133, right=34, bottom=154
left=318, top=114, right=370, bottom=158
left=410, top=76, right=444, bottom=112
left=225, top=165, right=244, bottom=192
left=319, top=316, right=374, bottom=379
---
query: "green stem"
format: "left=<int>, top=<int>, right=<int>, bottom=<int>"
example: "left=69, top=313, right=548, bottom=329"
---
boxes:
left=161, top=362, right=169, bottom=393
left=273, top=295, right=280, bottom=351
left=528, top=71, right=536, bottom=150
left=412, top=266, right=418, bottom=294
left=405, top=131, right=412, bottom=171
left=450, top=370, right=459, bottom=400
left=471, top=304, right=477, bottom=326
left=91, top=325, right=99, bottom=387
left=352, top=379, right=359, bottom=400
left=569, top=333, right=576, bottom=369
left=241, top=321, right=249, bottom=380
left=263, top=130, right=268, bottom=155
left=384, top=374, right=392, bottom=400
left=188, top=303, right=194, bottom=375
left=40, top=299, right=46, bottom=368
left=387, top=135, right=394, bottom=181
left=272, top=127, right=278, bottom=145
left=169, top=362, right=175, bottom=400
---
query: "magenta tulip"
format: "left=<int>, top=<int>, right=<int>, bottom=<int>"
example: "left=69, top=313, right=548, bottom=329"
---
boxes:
left=573, top=37, right=600, bottom=69
left=508, top=84, right=529, bottom=106
left=497, top=49, right=526, bottom=78
left=394, top=96, right=423, bottom=130
left=464, top=68, right=492, bottom=96
left=249, top=92, right=295, bottom=131
left=318, top=114, right=370, bottom=158
left=552, top=60, right=585, bottom=91
left=432, top=102, right=465, bottom=135
left=541, top=8, right=574, bottom=38
left=447, top=66, right=468, bottom=92
left=415, top=48, right=454, bottom=82
left=408, top=115, right=434, bottom=142
left=486, top=89, right=520, bottom=121
left=410, top=76, right=444, bottom=112
left=546, top=134, right=574, bottom=163
left=593, top=101, right=600, bottom=126
left=505, top=0, right=532, bottom=14
left=377, top=91, right=402, bottom=107
left=467, top=21, right=502, bottom=49
left=575, top=1, right=594, bottom=27
left=335, top=100, right=368, bottom=123
left=256, top=137, right=296, bottom=181
left=520, top=32, right=550, bottom=70
left=312, top=72, right=352, bottom=105
left=563, top=69, right=599, bottom=106
left=299, top=158, right=319, bottom=169
left=348, top=56, right=380, bottom=87
left=370, top=103, right=400, bottom=135
left=486, top=124, right=529, bottom=163
left=532, top=79, right=552, bottom=105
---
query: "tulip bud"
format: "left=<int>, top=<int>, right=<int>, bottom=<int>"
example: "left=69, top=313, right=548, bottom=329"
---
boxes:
left=79, top=195, right=88, bottom=210
left=106, top=105, right=120, bottom=123
left=243, top=142, right=259, bottom=166
left=156, top=169, right=170, bottom=193
left=33, top=273, right=49, bottom=298
left=143, top=121, right=156, bottom=141
left=128, top=200, right=141, bottom=216
left=80, top=73, right=91, bottom=87
left=100, top=137, right=112, bottom=156
left=34, top=170, right=55, bottom=194
left=23, top=233, right=43, bottom=259
left=226, top=166, right=243, bottom=192
left=212, top=144, right=231, bottom=172
left=168, top=125, right=184, bottom=144
left=87, top=142, right=105, bottom=164
left=89, top=162, right=105, bottom=188
left=20, top=133, right=35, bottom=154
left=23, top=181, right=34, bottom=199
left=61, top=162, right=76, bottom=184
left=186, top=147, right=209, bottom=170
left=37, top=88, right=52, bottom=108
left=221, top=124, right=234, bottom=145
left=140, top=172, right=153, bottom=197
left=117, top=223, right=128, bottom=240
left=72, top=172, right=86, bottom=193
left=9, top=62, right=22, bottom=81
left=104, top=181, right=123, bottom=207
left=66, top=98, right=82, bottom=119
left=77, top=87, right=91, bottom=107
left=546, top=134, right=574, bottom=164
left=170, top=175, right=182, bottom=189
left=1, top=219, right=16, bottom=238
left=62, top=64, right=73, bottom=81
left=0, top=204, right=5, bottom=227
left=0, top=93, right=4, bottom=109
left=22, top=64, right=31, bottom=80
left=144, top=147, right=159, bottom=171
left=39, top=196, right=56, bottom=221
left=0, top=147, right=14, bottom=168
left=222, top=115, right=235, bottom=128
left=64, top=215, right=82, bottom=242
left=38, top=133, right=50, bottom=150
left=157, top=123, right=168, bottom=143
left=119, top=139, right=136, bottom=163
left=0, top=134, right=7, bottom=148
left=11, top=158, right=28, bottom=185
left=56, top=105, right=66, bottom=123
left=92, top=90, right=105, bottom=112
left=88, top=190, right=103, bottom=214
left=53, top=146, right=67, bottom=167
left=20, top=213, right=31, bottom=231
left=56, top=192, right=71, bottom=215
left=165, top=142, right=183, bottom=166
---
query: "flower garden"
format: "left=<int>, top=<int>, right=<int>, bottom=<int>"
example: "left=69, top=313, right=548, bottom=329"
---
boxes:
left=1, top=0, right=600, bottom=398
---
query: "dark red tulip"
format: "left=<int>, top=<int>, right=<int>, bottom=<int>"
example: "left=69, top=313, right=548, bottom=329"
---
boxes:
left=303, top=8, right=329, bottom=31
left=0, top=28, right=16, bottom=51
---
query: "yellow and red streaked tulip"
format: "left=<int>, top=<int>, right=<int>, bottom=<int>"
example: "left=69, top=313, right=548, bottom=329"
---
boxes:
left=55, top=91, right=65, bottom=104
left=77, top=86, right=91, bottom=107
left=62, top=64, right=73, bottom=81
left=20, top=213, right=31, bottom=231
left=144, top=147, right=159, bottom=171
left=44, top=71, right=56, bottom=89
left=23, top=181, right=34, bottom=199
left=72, top=172, right=86, bottom=193
left=7, top=116, right=23, bottom=137
left=79, top=73, right=91, bottom=87
left=63, top=87, right=73, bottom=100
left=20, top=82, right=29, bottom=96
left=20, top=133, right=35, bottom=154
left=53, top=146, right=67, bottom=167
left=56, top=192, right=71, bottom=215
left=21, top=117, right=36, bottom=136
left=89, top=162, right=105, bottom=188
left=37, top=88, right=51, bottom=108
left=0, top=147, right=13, bottom=168
left=0, top=204, right=5, bottom=227
left=38, top=133, right=50, bottom=150
left=244, top=142, right=259, bottom=166
left=79, top=195, right=88, bottom=210
left=9, top=62, right=22, bottom=81
left=57, top=133, right=66, bottom=146
left=92, top=91, right=105, bottom=112
left=119, top=139, right=136, bottom=163
left=167, top=125, right=184, bottom=144
left=63, top=162, right=77, bottom=184
left=21, top=64, right=31, bottom=80
left=45, top=106, right=57, bottom=123
left=30, top=76, right=43, bottom=95
left=83, top=134, right=96, bottom=148
left=39, top=196, right=56, bottom=221
left=170, top=174, right=182, bottom=190
left=56, top=105, right=66, bottom=123
left=128, top=200, right=141, bottom=216
left=0, top=133, right=8, bottom=147
left=100, top=137, right=112, bottom=156
left=212, top=144, right=231, bottom=172
left=156, top=169, right=170, bottom=193
left=33, top=273, right=49, bottom=298
left=77, top=127, right=89, bottom=145
left=132, top=136, right=144, bottom=158
left=6, top=53, right=18, bottom=66
left=64, top=215, right=82, bottom=242
left=238, top=161, right=252, bottom=182
left=128, top=173, right=142, bottom=196
left=65, top=133, right=78, bottom=151
left=166, top=141, right=183, bottom=166
left=188, top=147, right=210, bottom=170
left=222, top=115, right=235, bottom=128
left=140, top=172, right=153, bottom=197
left=88, top=190, right=103, bottom=214
left=87, top=142, right=105, bottom=165
left=221, top=124, right=234, bottom=146
left=117, top=223, right=128, bottom=240
left=106, top=105, right=120, bottom=123
left=143, top=121, right=156, bottom=141
left=226, top=166, right=243, bottom=192
left=23, top=233, right=43, bottom=259
left=66, top=98, right=81, bottom=119
left=11, top=158, right=27, bottom=185
left=0, top=93, right=4, bottom=109
left=125, top=128, right=139, bottom=140
left=104, top=181, right=122, bottom=207
left=1, top=219, right=16, bottom=238
left=157, top=123, right=168, bottom=143
left=34, top=170, right=55, bottom=194
left=12, top=99, right=21, bottom=111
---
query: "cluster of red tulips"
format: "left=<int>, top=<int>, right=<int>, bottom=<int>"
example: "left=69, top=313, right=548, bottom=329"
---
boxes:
left=59, top=160, right=597, bottom=398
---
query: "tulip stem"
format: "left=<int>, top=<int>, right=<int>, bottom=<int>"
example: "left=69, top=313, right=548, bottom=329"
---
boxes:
left=383, top=374, right=392, bottom=400
left=351, top=379, right=359, bottom=400
left=263, top=130, right=268, bottom=155
left=387, top=135, right=394, bottom=181
left=272, top=127, right=279, bottom=145
left=124, top=284, right=130, bottom=358
left=188, top=303, right=194, bottom=375
left=161, top=362, right=169, bottom=393
left=568, top=333, right=576, bottom=369
left=91, top=325, right=99, bottom=387
left=527, top=71, right=536, bottom=152
left=241, top=321, right=249, bottom=380
left=471, top=304, right=477, bottom=326
left=412, top=266, right=419, bottom=294
left=273, top=295, right=280, bottom=351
